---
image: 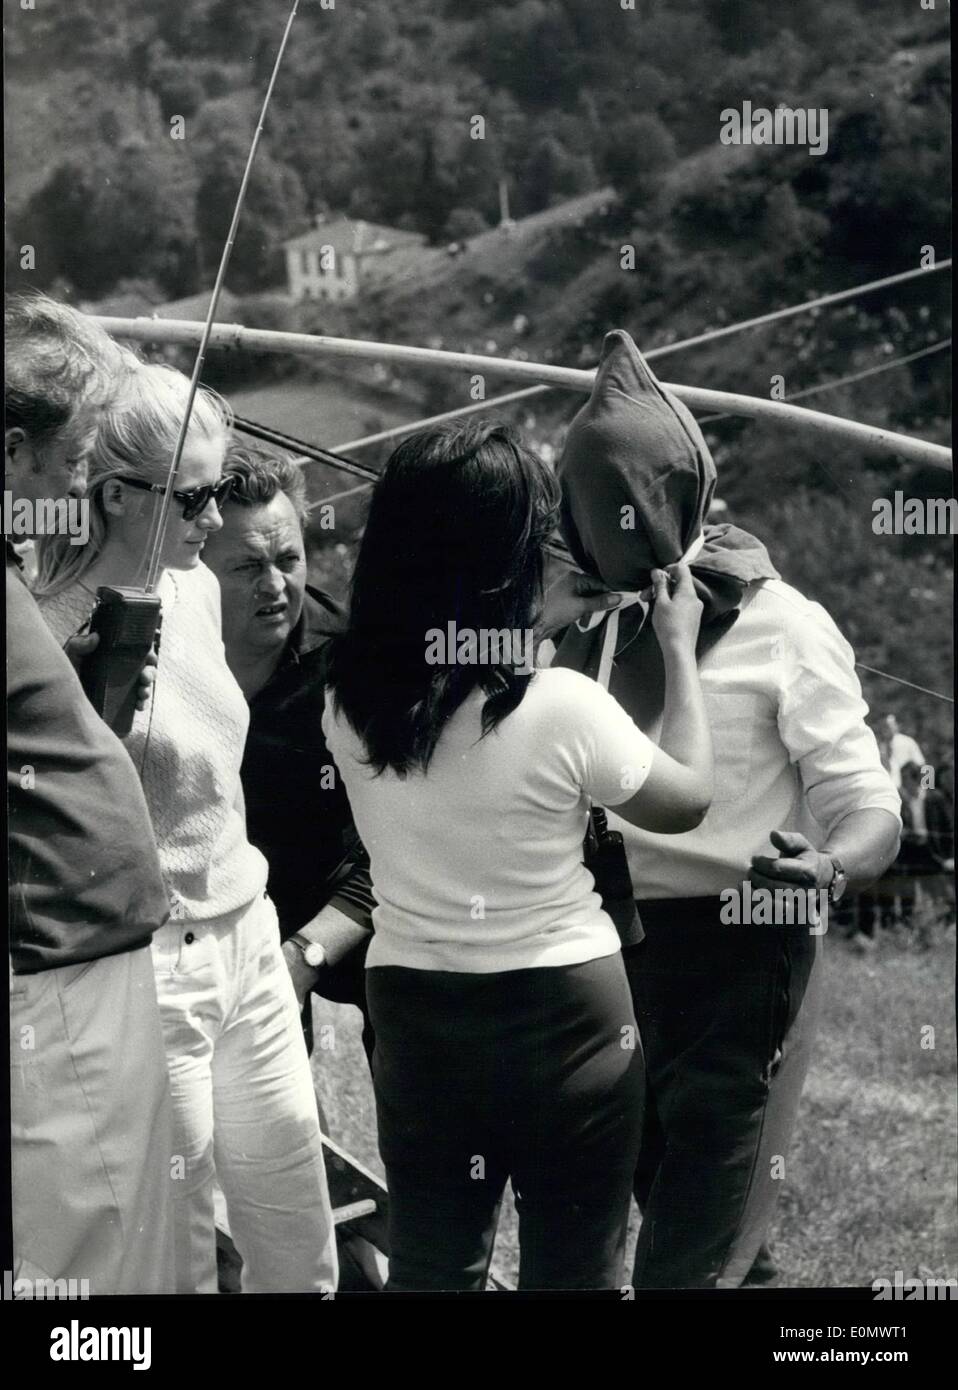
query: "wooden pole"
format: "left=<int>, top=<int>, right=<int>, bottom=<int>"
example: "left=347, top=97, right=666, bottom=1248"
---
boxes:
left=92, top=316, right=952, bottom=471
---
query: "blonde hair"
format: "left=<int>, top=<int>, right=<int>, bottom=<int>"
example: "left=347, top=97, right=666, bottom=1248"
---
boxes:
left=35, top=363, right=232, bottom=596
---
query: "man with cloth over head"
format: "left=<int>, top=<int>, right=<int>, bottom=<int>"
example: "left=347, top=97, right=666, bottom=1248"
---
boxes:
left=553, top=329, right=901, bottom=1288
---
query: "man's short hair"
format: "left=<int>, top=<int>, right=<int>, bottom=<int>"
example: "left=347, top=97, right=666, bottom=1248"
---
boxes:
left=223, top=438, right=309, bottom=527
left=4, top=292, right=135, bottom=448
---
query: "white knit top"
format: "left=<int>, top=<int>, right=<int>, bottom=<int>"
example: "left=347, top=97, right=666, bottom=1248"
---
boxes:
left=38, top=563, right=268, bottom=924
left=323, top=667, right=656, bottom=973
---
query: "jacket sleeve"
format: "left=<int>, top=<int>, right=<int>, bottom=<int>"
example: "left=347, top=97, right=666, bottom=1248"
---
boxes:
left=324, top=820, right=376, bottom=933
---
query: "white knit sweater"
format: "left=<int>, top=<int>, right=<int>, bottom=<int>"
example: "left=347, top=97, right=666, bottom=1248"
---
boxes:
left=38, top=563, right=268, bottom=924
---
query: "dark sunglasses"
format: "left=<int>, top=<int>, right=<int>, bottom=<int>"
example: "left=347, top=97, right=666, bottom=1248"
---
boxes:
left=116, top=474, right=234, bottom=521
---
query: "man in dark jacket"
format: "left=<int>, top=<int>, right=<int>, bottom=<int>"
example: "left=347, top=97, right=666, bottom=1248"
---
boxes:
left=894, top=760, right=954, bottom=927
left=202, top=440, right=376, bottom=1059
left=6, top=293, right=174, bottom=1293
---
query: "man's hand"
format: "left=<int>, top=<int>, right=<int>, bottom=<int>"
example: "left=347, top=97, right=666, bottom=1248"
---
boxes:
left=749, top=829, right=833, bottom=892
left=281, top=939, right=323, bottom=1011
left=540, top=569, right=620, bottom=639
left=64, top=633, right=158, bottom=712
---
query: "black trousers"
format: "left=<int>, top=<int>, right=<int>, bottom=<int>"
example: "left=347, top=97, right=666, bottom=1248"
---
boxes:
left=626, top=899, right=823, bottom=1289
left=366, top=954, right=644, bottom=1292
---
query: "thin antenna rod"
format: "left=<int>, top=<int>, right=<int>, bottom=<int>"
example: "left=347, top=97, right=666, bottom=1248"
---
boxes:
left=143, top=0, right=301, bottom=592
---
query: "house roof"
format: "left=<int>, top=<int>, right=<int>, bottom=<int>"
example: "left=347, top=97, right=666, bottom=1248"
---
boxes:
left=283, top=217, right=426, bottom=258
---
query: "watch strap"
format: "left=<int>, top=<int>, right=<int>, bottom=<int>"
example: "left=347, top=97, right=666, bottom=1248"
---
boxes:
left=826, top=855, right=847, bottom=903
left=289, top=932, right=326, bottom=968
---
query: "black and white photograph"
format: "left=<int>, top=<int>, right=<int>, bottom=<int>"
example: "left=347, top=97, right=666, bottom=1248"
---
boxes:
left=3, top=0, right=955, bottom=1356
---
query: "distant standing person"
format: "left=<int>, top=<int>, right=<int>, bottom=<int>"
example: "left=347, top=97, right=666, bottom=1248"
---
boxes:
left=880, top=713, right=925, bottom=789
left=893, top=760, right=954, bottom=929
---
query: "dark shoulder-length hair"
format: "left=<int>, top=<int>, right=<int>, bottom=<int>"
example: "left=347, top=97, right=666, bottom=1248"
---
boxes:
left=326, top=420, right=560, bottom=776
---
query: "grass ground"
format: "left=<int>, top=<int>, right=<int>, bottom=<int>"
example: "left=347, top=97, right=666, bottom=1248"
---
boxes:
left=310, top=922, right=957, bottom=1290
left=230, top=375, right=416, bottom=461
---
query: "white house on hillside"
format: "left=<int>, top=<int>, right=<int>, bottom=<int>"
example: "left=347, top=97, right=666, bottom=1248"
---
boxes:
left=283, top=216, right=427, bottom=302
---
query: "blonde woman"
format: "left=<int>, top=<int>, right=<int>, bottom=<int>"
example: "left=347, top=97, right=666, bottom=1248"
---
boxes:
left=35, top=362, right=337, bottom=1295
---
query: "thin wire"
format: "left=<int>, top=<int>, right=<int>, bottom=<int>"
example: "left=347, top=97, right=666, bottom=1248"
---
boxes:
left=142, top=0, right=301, bottom=592
left=312, top=479, right=374, bottom=508
left=854, top=665, right=953, bottom=704
left=697, top=339, right=952, bottom=426
left=335, top=260, right=952, bottom=453
left=139, top=666, right=159, bottom=777
left=635, top=259, right=951, bottom=357
left=337, top=385, right=551, bottom=453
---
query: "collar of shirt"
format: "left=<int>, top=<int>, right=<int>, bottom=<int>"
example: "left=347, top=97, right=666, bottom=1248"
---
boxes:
left=258, top=583, right=345, bottom=695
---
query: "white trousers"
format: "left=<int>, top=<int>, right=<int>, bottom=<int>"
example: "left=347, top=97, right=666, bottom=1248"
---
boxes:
left=151, top=892, right=337, bottom=1293
left=10, top=946, right=175, bottom=1294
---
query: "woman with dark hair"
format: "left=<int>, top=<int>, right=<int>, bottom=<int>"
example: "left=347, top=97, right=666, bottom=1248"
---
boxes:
left=323, top=420, right=714, bottom=1291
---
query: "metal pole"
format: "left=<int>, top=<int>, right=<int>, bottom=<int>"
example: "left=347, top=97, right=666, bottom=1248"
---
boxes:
left=94, top=316, right=952, bottom=471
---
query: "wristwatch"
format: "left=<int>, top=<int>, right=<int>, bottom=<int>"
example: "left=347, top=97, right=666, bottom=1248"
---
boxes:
left=287, top=932, right=327, bottom=970
left=825, top=855, right=848, bottom=905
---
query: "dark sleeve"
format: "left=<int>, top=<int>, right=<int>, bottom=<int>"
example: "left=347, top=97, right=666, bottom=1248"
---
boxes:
left=929, top=792, right=954, bottom=861
left=325, top=823, right=376, bottom=931
left=7, top=567, right=170, bottom=972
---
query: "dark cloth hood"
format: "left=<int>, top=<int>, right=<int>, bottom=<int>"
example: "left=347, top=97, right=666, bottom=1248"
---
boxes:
left=558, top=329, right=778, bottom=594
left=553, top=330, right=779, bottom=728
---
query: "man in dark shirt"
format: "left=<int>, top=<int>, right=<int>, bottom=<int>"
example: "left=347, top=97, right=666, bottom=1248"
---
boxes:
left=201, top=439, right=375, bottom=1057
left=894, top=760, right=955, bottom=928
left=5, top=293, right=174, bottom=1292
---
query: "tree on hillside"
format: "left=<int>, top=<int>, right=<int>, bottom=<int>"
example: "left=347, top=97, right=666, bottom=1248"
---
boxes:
left=760, top=184, right=829, bottom=265
left=521, top=137, right=595, bottom=214
left=355, top=95, right=468, bottom=240
left=599, top=113, right=677, bottom=213
left=703, top=0, right=793, bottom=52
left=820, top=84, right=952, bottom=273
left=471, top=2, right=581, bottom=108
left=194, top=137, right=307, bottom=292
left=17, top=143, right=196, bottom=298
left=444, top=207, right=489, bottom=240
